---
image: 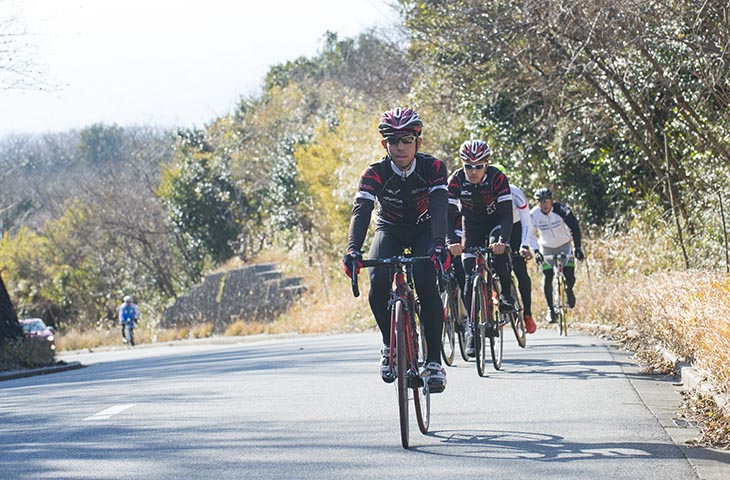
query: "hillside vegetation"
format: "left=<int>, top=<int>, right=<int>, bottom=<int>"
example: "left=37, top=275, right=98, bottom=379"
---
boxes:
left=1, top=0, right=729, bottom=408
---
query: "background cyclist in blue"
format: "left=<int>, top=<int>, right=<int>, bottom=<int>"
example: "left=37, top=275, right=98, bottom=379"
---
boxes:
left=119, top=295, right=140, bottom=347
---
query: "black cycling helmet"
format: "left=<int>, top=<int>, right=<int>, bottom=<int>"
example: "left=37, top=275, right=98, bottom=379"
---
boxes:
left=534, top=187, right=553, bottom=201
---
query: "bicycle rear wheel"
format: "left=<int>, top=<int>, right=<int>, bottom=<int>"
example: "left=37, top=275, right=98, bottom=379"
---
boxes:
left=414, top=318, right=430, bottom=434
left=509, top=283, right=527, bottom=348
left=394, top=301, right=410, bottom=449
left=457, top=323, right=469, bottom=362
left=440, top=287, right=456, bottom=366
left=490, top=313, right=504, bottom=370
left=472, top=276, right=488, bottom=377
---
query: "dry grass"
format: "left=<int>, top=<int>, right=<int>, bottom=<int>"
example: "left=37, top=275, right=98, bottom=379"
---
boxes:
left=578, top=267, right=730, bottom=394
left=57, top=328, right=124, bottom=351
left=573, top=234, right=730, bottom=448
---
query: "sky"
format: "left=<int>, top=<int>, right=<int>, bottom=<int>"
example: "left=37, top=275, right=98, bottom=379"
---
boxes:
left=0, top=0, right=396, bottom=136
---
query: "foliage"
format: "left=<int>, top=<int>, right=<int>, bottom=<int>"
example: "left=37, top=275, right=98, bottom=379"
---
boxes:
left=399, top=0, right=730, bottom=237
left=161, top=129, right=249, bottom=267
left=0, top=126, right=190, bottom=330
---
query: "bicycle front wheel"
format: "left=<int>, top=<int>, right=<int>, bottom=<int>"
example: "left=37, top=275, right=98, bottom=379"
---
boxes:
left=509, top=283, right=527, bottom=348
left=440, top=288, right=456, bottom=366
left=394, top=301, right=410, bottom=449
left=556, top=277, right=567, bottom=336
left=472, top=275, right=488, bottom=377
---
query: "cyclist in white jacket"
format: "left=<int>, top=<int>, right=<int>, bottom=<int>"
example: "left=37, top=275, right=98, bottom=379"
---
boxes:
left=529, top=188, right=584, bottom=323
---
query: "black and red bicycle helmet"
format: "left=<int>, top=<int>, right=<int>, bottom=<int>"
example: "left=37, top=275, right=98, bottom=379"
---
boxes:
left=458, top=139, right=492, bottom=164
left=378, top=107, right=423, bottom=137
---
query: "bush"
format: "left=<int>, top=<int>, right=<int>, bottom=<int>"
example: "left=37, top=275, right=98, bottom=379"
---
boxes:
left=0, top=337, right=55, bottom=371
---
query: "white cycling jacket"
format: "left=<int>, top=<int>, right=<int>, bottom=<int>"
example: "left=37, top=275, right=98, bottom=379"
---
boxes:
left=529, top=202, right=582, bottom=250
left=510, top=185, right=537, bottom=249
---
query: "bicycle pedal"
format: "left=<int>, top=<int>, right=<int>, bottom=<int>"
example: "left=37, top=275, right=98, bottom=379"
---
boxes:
left=407, top=370, right=423, bottom=388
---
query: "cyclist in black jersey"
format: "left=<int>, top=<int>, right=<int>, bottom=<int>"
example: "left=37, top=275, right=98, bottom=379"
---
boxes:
left=342, top=107, right=450, bottom=393
left=446, top=140, right=515, bottom=357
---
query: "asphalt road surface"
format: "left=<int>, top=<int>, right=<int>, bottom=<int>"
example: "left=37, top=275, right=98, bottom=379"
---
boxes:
left=2, top=330, right=729, bottom=479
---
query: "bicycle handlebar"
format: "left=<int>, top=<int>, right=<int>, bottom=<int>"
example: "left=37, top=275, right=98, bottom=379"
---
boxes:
left=542, top=253, right=574, bottom=261
left=463, top=244, right=511, bottom=255
left=350, top=255, right=432, bottom=298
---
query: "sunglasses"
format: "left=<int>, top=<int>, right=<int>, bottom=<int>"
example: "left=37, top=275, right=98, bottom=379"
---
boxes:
left=463, top=163, right=486, bottom=171
left=385, top=135, right=418, bottom=145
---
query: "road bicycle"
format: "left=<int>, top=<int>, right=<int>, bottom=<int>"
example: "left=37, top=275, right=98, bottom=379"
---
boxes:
left=543, top=253, right=573, bottom=336
left=121, top=321, right=135, bottom=348
left=349, top=253, right=433, bottom=449
left=439, top=263, right=468, bottom=365
left=464, top=246, right=507, bottom=376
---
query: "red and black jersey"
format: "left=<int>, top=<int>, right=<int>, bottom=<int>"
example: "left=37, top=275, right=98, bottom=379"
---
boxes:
left=347, top=153, right=449, bottom=252
left=447, top=166, right=513, bottom=244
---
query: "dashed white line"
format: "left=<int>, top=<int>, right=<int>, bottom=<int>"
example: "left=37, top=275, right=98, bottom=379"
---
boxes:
left=83, top=404, right=136, bottom=421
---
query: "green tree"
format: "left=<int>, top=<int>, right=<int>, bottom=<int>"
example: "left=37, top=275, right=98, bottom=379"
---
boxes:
left=162, top=130, right=247, bottom=266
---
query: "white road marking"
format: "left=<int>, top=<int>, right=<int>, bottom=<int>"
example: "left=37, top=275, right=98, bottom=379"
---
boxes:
left=83, top=404, right=136, bottom=421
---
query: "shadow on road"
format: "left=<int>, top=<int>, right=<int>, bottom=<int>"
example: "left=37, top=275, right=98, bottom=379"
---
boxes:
left=416, top=429, right=730, bottom=463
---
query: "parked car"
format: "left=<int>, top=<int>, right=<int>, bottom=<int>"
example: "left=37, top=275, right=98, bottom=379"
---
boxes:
left=19, top=318, right=56, bottom=351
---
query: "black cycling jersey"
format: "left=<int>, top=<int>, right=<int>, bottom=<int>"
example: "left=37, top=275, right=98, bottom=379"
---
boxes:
left=347, top=153, right=449, bottom=252
left=446, top=166, right=513, bottom=245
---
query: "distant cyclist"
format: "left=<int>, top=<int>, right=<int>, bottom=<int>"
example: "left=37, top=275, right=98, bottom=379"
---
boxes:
left=529, top=188, right=584, bottom=323
left=446, top=140, right=514, bottom=357
left=119, top=295, right=140, bottom=347
left=342, top=107, right=449, bottom=393
left=490, top=163, right=538, bottom=334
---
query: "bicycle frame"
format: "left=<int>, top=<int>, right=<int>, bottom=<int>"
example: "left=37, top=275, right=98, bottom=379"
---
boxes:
left=543, top=253, right=573, bottom=335
left=387, top=264, right=421, bottom=385
left=464, top=246, right=503, bottom=374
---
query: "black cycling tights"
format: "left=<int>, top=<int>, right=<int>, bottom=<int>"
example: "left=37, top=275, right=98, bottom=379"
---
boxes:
left=542, top=267, right=575, bottom=309
left=368, top=226, right=442, bottom=365
left=508, top=221, right=532, bottom=316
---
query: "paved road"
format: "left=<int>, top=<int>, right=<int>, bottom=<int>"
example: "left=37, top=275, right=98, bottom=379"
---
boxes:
left=2, top=330, right=729, bottom=479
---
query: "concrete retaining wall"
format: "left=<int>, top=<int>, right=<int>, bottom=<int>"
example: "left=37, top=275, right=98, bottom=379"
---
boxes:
left=161, top=263, right=306, bottom=332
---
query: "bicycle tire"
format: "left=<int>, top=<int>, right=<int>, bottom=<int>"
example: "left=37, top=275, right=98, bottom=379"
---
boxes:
left=490, top=313, right=504, bottom=370
left=414, top=319, right=430, bottom=434
left=555, top=276, right=567, bottom=336
left=457, top=320, right=469, bottom=362
left=454, top=288, right=470, bottom=361
left=486, top=272, right=504, bottom=371
left=509, top=283, right=527, bottom=348
left=439, top=288, right=456, bottom=366
left=560, top=276, right=568, bottom=336
left=394, top=301, right=410, bottom=449
left=472, top=275, right=488, bottom=377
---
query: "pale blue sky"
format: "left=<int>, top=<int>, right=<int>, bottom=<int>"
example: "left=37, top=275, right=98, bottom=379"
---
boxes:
left=0, top=0, right=396, bottom=135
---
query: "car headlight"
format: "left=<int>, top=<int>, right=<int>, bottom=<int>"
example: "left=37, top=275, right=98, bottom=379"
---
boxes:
left=48, top=335, right=54, bottom=342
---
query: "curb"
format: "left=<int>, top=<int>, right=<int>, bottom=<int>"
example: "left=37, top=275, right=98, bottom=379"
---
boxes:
left=0, top=361, right=86, bottom=382
left=657, top=347, right=730, bottom=418
left=574, top=322, right=730, bottom=419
